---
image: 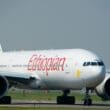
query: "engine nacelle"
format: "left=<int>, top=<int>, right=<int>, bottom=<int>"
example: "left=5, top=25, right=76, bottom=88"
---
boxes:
left=0, top=76, right=9, bottom=98
left=95, top=72, right=110, bottom=100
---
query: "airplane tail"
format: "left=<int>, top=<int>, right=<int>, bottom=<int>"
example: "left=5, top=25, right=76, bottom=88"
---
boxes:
left=0, top=44, right=3, bottom=53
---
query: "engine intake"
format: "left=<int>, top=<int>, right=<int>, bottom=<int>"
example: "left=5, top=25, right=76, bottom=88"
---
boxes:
left=95, top=73, right=110, bottom=100
left=105, top=78, right=110, bottom=97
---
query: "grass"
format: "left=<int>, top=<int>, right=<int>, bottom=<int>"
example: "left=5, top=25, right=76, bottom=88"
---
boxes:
left=0, top=107, right=110, bottom=110
left=0, top=89, right=110, bottom=110
left=7, top=89, right=102, bottom=101
left=8, top=90, right=62, bottom=101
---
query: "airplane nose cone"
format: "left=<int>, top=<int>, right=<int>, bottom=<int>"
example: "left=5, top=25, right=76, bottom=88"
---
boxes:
left=96, top=66, right=105, bottom=81
left=84, top=66, right=106, bottom=88
left=91, top=66, right=106, bottom=86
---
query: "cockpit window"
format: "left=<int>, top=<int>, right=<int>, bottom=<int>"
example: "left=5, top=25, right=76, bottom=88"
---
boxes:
left=91, top=62, right=97, bottom=66
left=83, top=62, right=90, bottom=66
left=83, top=61, right=104, bottom=66
left=97, top=62, right=104, bottom=66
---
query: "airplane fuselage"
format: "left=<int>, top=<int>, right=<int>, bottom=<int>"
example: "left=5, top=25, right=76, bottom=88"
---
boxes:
left=0, top=49, right=105, bottom=90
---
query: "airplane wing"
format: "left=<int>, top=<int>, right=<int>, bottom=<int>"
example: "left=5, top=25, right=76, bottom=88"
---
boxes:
left=0, top=71, right=40, bottom=89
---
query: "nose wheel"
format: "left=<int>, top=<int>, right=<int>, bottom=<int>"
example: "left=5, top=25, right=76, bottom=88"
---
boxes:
left=83, top=88, right=92, bottom=105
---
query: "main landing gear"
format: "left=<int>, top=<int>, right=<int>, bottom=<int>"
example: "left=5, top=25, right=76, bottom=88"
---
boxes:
left=83, top=88, right=92, bottom=105
left=57, top=90, right=75, bottom=104
left=0, top=96, right=11, bottom=104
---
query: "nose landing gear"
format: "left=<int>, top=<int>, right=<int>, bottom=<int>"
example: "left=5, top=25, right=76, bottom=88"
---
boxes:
left=83, top=88, right=92, bottom=105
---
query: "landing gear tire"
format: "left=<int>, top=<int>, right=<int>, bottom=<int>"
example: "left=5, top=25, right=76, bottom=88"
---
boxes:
left=57, top=90, right=75, bottom=105
left=57, top=96, right=75, bottom=105
left=84, top=98, right=92, bottom=105
left=0, top=96, right=11, bottom=104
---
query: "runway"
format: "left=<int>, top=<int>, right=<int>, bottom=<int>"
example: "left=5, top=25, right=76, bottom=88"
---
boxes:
left=0, top=100, right=110, bottom=108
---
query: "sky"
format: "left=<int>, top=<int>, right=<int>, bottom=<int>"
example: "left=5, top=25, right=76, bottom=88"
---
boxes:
left=0, top=0, right=110, bottom=68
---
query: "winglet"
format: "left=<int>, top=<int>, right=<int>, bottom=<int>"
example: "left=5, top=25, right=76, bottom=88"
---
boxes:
left=0, top=44, right=3, bottom=53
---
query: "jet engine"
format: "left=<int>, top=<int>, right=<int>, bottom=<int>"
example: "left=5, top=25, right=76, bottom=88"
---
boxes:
left=0, top=75, right=9, bottom=98
left=95, top=72, right=110, bottom=100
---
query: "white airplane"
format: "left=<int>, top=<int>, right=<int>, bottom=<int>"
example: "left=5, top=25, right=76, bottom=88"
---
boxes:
left=0, top=46, right=106, bottom=105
